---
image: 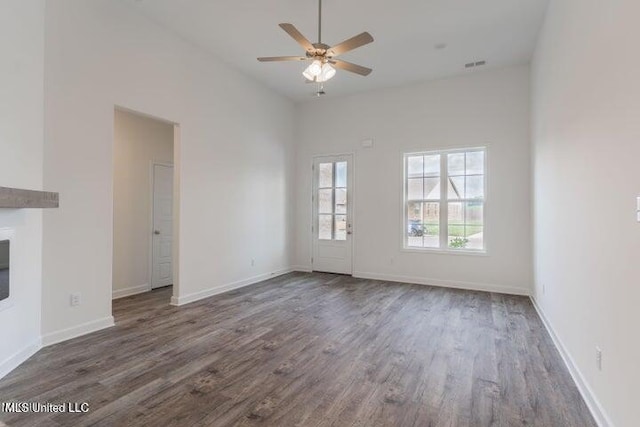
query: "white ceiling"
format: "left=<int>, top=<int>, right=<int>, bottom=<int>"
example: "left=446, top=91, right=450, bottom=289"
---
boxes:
left=125, top=0, right=549, bottom=101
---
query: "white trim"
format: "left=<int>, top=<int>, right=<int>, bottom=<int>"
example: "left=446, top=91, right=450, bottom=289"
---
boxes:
left=353, top=270, right=530, bottom=296
left=41, top=316, right=115, bottom=347
left=0, top=338, right=42, bottom=380
left=170, top=268, right=294, bottom=306
left=290, top=265, right=313, bottom=273
left=112, top=283, right=151, bottom=299
left=530, top=297, right=613, bottom=427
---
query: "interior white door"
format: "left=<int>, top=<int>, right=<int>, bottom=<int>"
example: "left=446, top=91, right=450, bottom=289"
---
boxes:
left=151, top=164, right=173, bottom=289
left=312, top=155, right=353, bottom=274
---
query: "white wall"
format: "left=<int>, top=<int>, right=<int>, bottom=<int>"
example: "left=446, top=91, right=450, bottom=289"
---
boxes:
left=113, top=109, right=174, bottom=297
left=531, top=1, right=640, bottom=426
left=294, top=65, right=532, bottom=294
left=42, top=0, right=294, bottom=342
left=0, top=0, right=45, bottom=377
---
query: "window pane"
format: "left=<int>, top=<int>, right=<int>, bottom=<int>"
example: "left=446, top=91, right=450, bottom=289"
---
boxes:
left=335, top=215, right=347, bottom=240
left=448, top=202, right=484, bottom=250
left=466, top=176, right=484, bottom=199
left=448, top=152, right=465, bottom=175
left=407, top=233, right=423, bottom=247
left=407, top=202, right=423, bottom=247
left=335, top=188, right=347, bottom=214
left=318, top=189, right=333, bottom=214
left=407, top=156, right=423, bottom=178
left=407, top=178, right=423, bottom=200
left=335, top=162, right=347, bottom=188
left=422, top=202, right=439, bottom=248
left=423, top=202, right=439, bottom=224
left=319, top=215, right=332, bottom=240
left=448, top=176, right=464, bottom=199
left=424, top=155, right=440, bottom=177
left=448, top=202, right=464, bottom=224
left=424, top=177, right=440, bottom=199
left=466, top=151, right=484, bottom=175
left=423, top=224, right=439, bottom=248
left=319, top=163, right=333, bottom=188
left=465, top=202, right=483, bottom=226
left=465, top=226, right=484, bottom=250
left=408, top=201, right=423, bottom=222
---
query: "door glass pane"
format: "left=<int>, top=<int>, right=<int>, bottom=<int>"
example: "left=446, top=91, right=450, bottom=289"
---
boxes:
left=318, top=189, right=333, bottom=214
left=335, top=162, right=347, bottom=188
left=335, top=189, right=347, bottom=214
left=424, top=155, right=440, bottom=177
left=318, top=215, right=332, bottom=240
left=319, top=163, right=333, bottom=188
left=335, top=215, right=347, bottom=240
left=407, top=156, right=424, bottom=178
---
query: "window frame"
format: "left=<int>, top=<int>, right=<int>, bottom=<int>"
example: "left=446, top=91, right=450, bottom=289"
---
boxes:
left=402, top=147, right=488, bottom=255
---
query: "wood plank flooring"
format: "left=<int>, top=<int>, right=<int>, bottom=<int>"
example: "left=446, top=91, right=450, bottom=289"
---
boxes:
left=0, top=273, right=596, bottom=426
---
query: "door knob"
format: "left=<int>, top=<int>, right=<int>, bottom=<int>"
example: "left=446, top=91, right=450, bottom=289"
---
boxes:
left=154, top=230, right=161, bottom=235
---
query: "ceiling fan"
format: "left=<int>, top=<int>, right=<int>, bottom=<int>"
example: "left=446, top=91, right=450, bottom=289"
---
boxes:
left=257, top=0, right=374, bottom=87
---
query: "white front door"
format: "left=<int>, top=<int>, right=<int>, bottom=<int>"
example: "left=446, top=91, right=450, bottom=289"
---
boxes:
left=151, top=164, right=173, bottom=289
left=312, top=155, right=353, bottom=274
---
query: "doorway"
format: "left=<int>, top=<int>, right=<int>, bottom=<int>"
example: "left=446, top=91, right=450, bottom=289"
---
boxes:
left=312, top=154, right=354, bottom=274
left=112, top=108, right=177, bottom=301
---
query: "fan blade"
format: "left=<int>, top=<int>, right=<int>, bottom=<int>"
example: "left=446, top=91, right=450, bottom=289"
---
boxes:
left=330, top=59, right=372, bottom=76
left=279, top=23, right=315, bottom=53
left=327, top=32, right=374, bottom=57
left=258, top=56, right=308, bottom=62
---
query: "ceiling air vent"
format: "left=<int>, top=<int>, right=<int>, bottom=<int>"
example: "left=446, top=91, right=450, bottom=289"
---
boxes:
left=465, top=60, right=487, bottom=69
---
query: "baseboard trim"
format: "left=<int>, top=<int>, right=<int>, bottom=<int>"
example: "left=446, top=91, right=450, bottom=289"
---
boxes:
left=352, top=271, right=530, bottom=296
left=112, top=283, right=151, bottom=299
left=42, top=316, right=115, bottom=347
left=0, top=338, right=42, bottom=380
left=530, top=297, right=612, bottom=427
left=170, top=268, right=294, bottom=306
left=290, top=265, right=312, bottom=273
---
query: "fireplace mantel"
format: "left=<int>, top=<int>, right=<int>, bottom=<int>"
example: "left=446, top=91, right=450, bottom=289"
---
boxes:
left=0, top=186, right=59, bottom=209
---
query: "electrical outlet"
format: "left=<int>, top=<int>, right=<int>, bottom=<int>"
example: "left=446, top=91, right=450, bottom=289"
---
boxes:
left=596, top=347, right=602, bottom=371
left=390, top=257, right=394, bottom=265
left=70, top=293, right=81, bottom=307
left=251, top=258, right=255, bottom=267
left=542, top=283, right=546, bottom=295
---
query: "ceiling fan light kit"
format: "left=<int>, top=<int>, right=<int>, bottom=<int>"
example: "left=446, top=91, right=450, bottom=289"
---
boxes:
left=258, top=0, right=373, bottom=93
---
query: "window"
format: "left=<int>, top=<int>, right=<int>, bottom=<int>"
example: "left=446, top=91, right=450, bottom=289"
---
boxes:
left=404, top=148, right=485, bottom=252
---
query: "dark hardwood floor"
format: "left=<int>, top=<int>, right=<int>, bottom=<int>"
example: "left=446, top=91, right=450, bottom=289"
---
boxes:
left=0, top=272, right=596, bottom=426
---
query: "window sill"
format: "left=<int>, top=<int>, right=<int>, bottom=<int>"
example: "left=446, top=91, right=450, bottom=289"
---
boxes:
left=401, top=247, right=489, bottom=257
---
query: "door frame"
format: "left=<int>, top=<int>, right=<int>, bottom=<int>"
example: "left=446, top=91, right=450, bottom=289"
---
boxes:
left=149, top=161, right=174, bottom=290
left=310, top=153, right=356, bottom=274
